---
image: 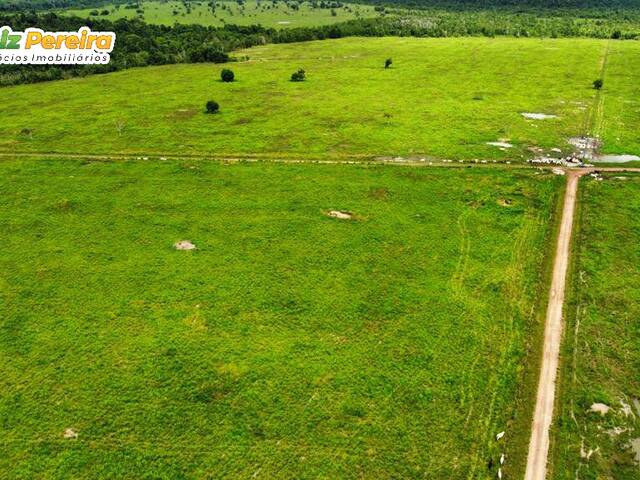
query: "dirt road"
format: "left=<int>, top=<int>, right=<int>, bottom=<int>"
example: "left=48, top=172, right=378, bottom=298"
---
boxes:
left=524, top=170, right=584, bottom=480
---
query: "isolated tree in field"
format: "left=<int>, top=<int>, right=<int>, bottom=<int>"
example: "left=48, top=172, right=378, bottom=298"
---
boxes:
left=221, top=68, right=235, bottom=82
left=205, top=100, right=220, bottom=114
left=290, top=68, right=306, bottom=82
left=593, top=79, right=603, bottom=90
left=385, top=58, right=392, bottom=69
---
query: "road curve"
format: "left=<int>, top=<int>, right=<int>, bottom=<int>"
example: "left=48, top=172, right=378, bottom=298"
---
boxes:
left=524, top=170, right=585, bottom=480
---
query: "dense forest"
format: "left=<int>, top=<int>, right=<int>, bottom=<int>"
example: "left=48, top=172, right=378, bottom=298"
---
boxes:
left=0, top=0, right=131, bottom=12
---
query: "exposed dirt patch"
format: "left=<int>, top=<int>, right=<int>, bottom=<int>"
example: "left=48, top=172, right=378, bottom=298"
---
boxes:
left=630, top=438, right=640, bottom=465
left=63, top=428, right=78, bottom=439
left=175, top=240, right=197, bottom=250
left=590, top=403, right=611, bottom=415
left=569, top=137, right=600, bottom=149
left=327, top=210, right=353, bottom=220
left=568, top=137, right=601, bottom=160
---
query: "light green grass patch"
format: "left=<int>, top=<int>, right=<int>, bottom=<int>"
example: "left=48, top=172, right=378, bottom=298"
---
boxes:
left=3, top=37, right=630, bottom=161
left=63, top=0, right=380, bottom=29
left=595, top=41, right=640, bottom=157
left=0, top=159, right=561, bottom=478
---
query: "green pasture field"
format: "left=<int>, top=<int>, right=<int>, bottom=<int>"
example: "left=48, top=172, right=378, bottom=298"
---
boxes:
left=595, top=43, right=640, bottom=157
left=63, top=0, right=380, bottom=29
left=0, top=159, right=562, bottom=479
left=551, top=173, right=640, bottom=479
left=3, top=37, right=638, bottom=161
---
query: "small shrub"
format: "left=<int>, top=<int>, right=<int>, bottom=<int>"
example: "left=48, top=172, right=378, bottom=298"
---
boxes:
left=385, top=58, right=392, bottom=69
left=220, top=69, right=235, bottom=82
left=593, top=79, right=604, bottom=90
left=205, top=100, right=220, bottom=114
left=290, top=69, right=306, bottom=82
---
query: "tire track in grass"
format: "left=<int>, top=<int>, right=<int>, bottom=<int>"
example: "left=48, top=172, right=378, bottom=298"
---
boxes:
left=587, top=41, right=611, bottom=140
left=467, top=201, right=540, bottom=479
left=452, top=211, right=471, bottom=295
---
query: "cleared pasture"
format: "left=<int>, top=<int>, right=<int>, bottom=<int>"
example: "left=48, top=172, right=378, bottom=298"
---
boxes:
left=63, top=0, right=380, bottom=29
left=0, top=160, right=562, bottom=478
left=4, top=37, right=638, bottom=161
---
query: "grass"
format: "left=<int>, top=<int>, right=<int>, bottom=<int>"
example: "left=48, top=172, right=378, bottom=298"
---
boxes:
left=551, top=173, right=640, bottom=479
left=4, top=36, right=636, bottom=162
left=63, top=0, right=380, bottom=29
left=0, top=159, right=562, bottom=479
left=595, top=42, right=640, bottom=156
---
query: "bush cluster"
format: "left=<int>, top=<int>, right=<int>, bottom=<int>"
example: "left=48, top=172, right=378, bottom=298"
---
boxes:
left=290, top=68, right=306, bottom=82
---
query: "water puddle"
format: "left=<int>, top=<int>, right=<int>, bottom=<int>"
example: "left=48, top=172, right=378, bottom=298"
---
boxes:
left=487, top=141, right=513, bottom=148
left=522, top=112, right=558, bottom=120
left=592, top=154, right=640, bottom=163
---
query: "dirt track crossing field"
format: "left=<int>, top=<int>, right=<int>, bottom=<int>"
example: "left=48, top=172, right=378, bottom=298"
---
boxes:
left=524, top=170, right=582, bottom=480
left=524, top=167, right=640, bottom=480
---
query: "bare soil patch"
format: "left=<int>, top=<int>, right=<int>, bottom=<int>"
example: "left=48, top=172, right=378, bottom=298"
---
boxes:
left=175, top=240, right=197, bottom=250
left=327, top=210, right=353, bottom=220
left=590, top=403, right=611, bottom=415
